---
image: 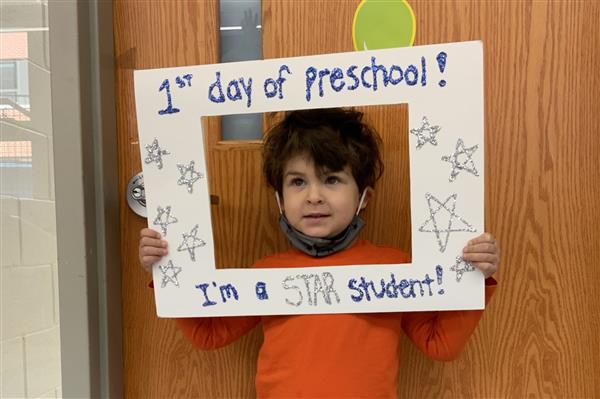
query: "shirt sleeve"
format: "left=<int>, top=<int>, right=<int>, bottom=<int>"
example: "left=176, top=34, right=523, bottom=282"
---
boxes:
left=152, top=276, right=260, bottom=350
left=401, top=278, right=497, bottom=361
left=148, top=287, right=260, bottom=350
left=169, top=258, right=272, bottom=350
left=175, top=316, right=261, bottom=350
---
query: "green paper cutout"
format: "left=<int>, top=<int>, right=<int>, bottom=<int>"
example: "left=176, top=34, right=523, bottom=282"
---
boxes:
left=353, top=0, right=416, bottom=50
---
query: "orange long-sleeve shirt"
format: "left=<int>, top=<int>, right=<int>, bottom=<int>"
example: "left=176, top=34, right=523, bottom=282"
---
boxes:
left=176, top=240, right=496, bottom=398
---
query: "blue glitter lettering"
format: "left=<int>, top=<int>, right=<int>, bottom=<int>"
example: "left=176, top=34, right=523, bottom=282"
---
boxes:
left=346, top=65, right=360, bottom=90
left=264, top=78, right=278, bottom=98
left=436, top=265, right=445, bottom=294
left=256, top=281, right=269, bottom=300
left=347, top=269, right=445, bottom=303
left=219, top=283, right=239, bottom=303
left=239, top=77, right=252, bottom=108
left=348, top=278, right=363, bottom=302
left=436, top=51, right=447, bottom=87
left=422, top=274, right=434, bottom=296
left=371, top=56, right=389, bottom=90
left=318, top=69, right=330, bottom=97
left=374, top=279, right=387, bottom=298
left=360, top=65, right=372, bottom=89
left=399, top=279, right=412, bottom=298
left=404, top=65, right=419, bottom=86
left=330, top=67, right=345, bottom=92
left=158, top=79, right=180, bottom=115
left=357, top=277, right=373, bottom=301
left=208, top=72, right=225, bottom=103
left=226, top=80, right=242, bottom=101
left=420, top=56, right=427, bottom=86
left=305, top=66, right=317, bottom=101
left=175, top=76, right=186, bottom=88
left=389, top=65, right=403, bottom=85
left=410, top=279, right=424, bottom=297
left=385, top=273, right=399, bottom=298
left=195, top=283, right=217, bottom=307
left=276, top=65, right=291, bottom=99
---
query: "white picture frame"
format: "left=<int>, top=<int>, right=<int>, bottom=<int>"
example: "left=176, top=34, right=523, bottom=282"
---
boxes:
left=134, top=40, right=485, bottom=317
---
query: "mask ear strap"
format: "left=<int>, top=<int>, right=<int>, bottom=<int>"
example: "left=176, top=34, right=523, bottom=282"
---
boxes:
left=275, top=191, right=283, bottom=215
left=356, top=189, right=368, bottom=216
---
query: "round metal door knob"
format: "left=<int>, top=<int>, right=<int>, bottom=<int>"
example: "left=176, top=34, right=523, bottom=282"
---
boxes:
left=126, top=172, right=146, bottom=217
left=126, top=172, right=220, bottom=218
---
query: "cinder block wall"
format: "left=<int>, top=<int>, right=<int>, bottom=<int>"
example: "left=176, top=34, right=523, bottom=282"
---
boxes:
left=1, top=26, right=62, bottom=399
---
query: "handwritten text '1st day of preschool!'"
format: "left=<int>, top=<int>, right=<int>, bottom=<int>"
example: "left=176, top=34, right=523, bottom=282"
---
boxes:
left=156, top=52, right=449, bottom=115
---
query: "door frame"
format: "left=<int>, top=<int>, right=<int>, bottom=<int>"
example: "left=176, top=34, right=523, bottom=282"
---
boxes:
left=49, top=1, right=122, bottom=397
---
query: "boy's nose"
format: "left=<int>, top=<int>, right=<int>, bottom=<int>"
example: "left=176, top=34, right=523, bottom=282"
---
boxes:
left=306, top=186, right=324, bottom=204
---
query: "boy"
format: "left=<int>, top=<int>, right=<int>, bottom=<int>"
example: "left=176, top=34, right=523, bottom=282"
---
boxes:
left=139, top=108, right=500, bottom=398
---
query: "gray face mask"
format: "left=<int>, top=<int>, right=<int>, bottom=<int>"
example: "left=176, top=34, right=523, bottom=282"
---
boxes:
left=275, top=190, right=368, bottom=258
left=279, top=214, right=365, bottom=257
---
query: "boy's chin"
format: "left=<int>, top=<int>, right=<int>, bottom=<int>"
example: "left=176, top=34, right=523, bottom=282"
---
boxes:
left=297, top=226, right=342, bottom=239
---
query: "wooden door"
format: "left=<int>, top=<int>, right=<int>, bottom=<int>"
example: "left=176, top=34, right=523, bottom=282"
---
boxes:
left=114, top=1, right=600, bottom=397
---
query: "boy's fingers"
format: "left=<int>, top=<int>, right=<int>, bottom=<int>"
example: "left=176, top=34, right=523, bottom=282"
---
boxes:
left=461, top=252, right=498, bottom=264
left=468, top=233, right=495, bottom=246
left=463, top=243, right=496, bottom=254
left=141, top=246, right=168, bottom=257
left=140, top=228, right=161, bottom=239
left=140, top=237, right=168, bottom=249
left=463, top=234, right=500, bottom=278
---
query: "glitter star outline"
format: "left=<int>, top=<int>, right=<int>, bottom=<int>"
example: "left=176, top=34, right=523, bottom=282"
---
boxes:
left=410, top=116, right=441, bottom=150
left=159, top=260, right=182, bottom=288
left=153, top=205, right=178, bottom=237
left=419, top=193, right=477, bottom=253
left=177, top=224, right=206, bottom=261
left=441, top=138, right=480, bottom=182
left=144, top=138, right=170, bottom=170
left=450, top=256, right=477, bottom=282
left=177, top=160, right=204, bottom=194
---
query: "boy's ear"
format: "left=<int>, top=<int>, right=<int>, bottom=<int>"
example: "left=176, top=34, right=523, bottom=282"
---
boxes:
left=359, top=187, right=374, bottom=211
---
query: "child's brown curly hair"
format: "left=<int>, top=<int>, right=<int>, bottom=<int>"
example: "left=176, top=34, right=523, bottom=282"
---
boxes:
left=263, top=108, right=384, bottom=193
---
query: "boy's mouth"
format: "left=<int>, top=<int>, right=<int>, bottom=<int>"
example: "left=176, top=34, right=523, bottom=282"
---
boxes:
left=304, top=213, right=330, bottom=219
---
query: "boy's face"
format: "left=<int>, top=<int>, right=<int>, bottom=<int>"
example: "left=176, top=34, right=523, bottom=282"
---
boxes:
left=281, top=154, right=365, bottom=238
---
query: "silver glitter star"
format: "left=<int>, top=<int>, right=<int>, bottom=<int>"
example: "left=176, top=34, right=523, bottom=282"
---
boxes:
left=410, top=116, right=441, bottom=149
left=441, top=138, right=479, bottom=182
left=177, top=160, right=204, bottom=193
left=177, top=224, right=206, bottom=261
left=144, top=138, right=170, bottom=169
left=159, top=260, right=182, bottom=288
left=419, top=193, right=477, bottom=253
left=450, top=256, right=477, bottom=282
left=153, top=205, right=178, bottom=236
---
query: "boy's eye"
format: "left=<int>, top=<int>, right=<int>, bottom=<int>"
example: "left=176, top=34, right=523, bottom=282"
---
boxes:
left=325, top=176, right=341, bottom=184
left=290, top=178, right=305, bottom=187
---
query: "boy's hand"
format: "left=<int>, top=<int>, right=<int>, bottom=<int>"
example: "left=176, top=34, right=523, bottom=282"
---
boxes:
left=139, top=228, right=169, bottom=273
left=462, top=233, right=500, bottom=279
